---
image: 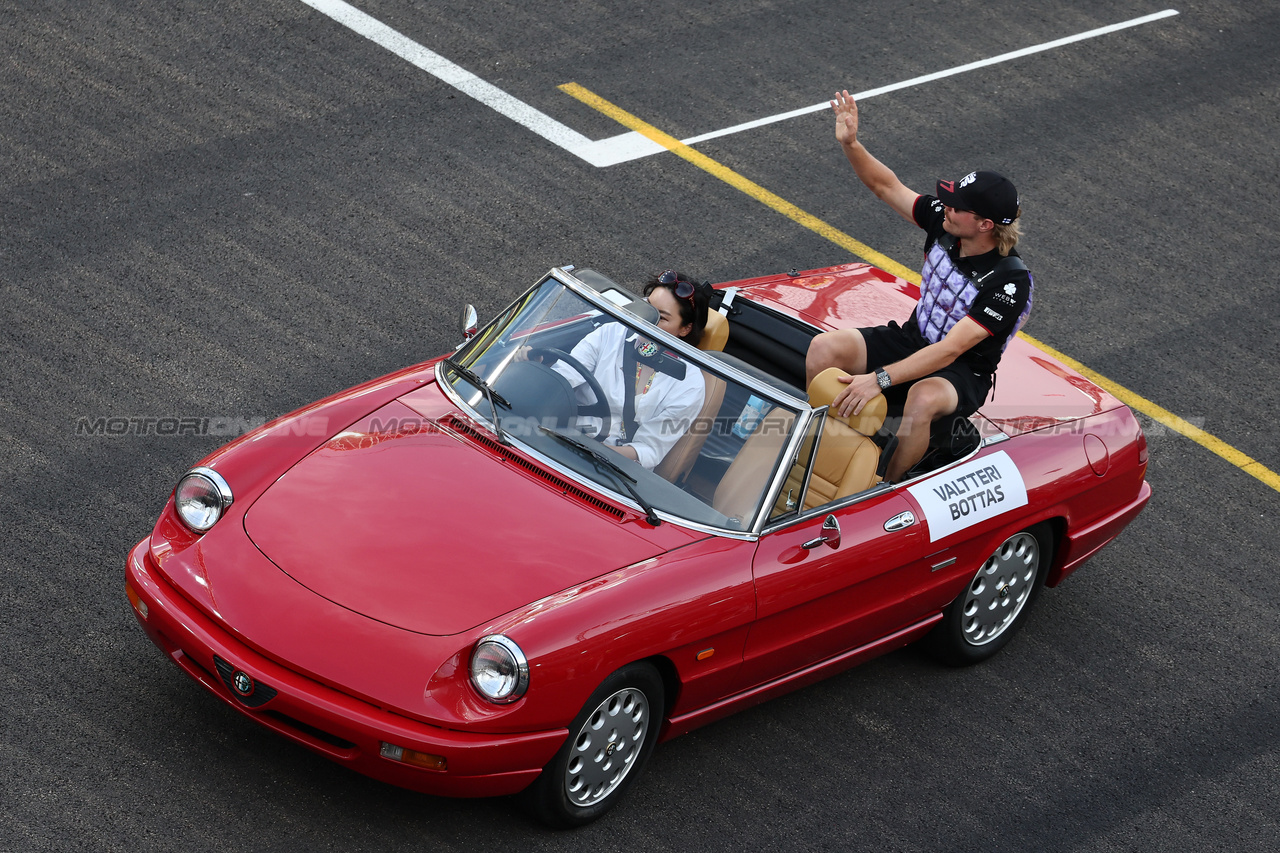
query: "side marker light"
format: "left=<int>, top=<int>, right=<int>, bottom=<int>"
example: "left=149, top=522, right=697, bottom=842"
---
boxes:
left=126, top=582, right=149, bottom=620
left=380, top=742, right=447, bottom=772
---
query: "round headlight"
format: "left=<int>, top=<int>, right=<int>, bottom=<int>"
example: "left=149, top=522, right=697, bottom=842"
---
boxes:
left=174, top=466, right=234, bottom=533
left=469, top=635, right=529, bottom=704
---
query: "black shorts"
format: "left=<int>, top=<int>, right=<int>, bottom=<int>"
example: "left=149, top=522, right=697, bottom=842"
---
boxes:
left=859, top=323, right=992, bottom=417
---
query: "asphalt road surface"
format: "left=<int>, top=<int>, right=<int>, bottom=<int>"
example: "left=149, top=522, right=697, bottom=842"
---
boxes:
left=2, top=1, right=1277, bottom=850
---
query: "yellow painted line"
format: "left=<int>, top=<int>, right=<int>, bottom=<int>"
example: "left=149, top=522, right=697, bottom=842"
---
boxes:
left=560, top=83, right=917, bottom=283
left=559, top=82, right=1280, bottom=495
left=1023, top=338, right=1280, bottom=492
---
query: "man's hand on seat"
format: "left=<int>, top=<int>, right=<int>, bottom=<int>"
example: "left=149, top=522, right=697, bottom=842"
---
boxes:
left=833, top=372, right=883, bottom=418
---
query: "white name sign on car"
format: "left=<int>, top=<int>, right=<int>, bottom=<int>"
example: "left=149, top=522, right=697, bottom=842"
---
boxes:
left=907, top=450, right=1028, bottom=542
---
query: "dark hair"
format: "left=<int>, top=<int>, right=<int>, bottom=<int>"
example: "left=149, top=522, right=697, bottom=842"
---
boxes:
left=643, top=271, right=710, bottom=347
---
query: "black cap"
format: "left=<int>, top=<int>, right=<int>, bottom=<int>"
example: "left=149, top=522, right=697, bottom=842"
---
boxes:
left=936, top=170, right=1019, bottom=225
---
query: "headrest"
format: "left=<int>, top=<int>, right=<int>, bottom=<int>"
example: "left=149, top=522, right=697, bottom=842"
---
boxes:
left=808, top=367, right=887, bottom=436
left=698, top=311, right=729, bottom=352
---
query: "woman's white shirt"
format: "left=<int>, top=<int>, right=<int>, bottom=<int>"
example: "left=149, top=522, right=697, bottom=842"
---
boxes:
left=553, top=323, right=705, bottom=470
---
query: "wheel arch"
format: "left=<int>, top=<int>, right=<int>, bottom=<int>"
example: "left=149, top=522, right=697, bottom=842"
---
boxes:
left=640, top=653, right=683, bottom=722
left=1039, top=515, right=1067, bottom=586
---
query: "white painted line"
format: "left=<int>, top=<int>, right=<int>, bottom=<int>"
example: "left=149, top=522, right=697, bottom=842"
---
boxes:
left=675, top=9, right=1181, bottom=148
left=298, top=1, right=1177, bottom=167
left=588, top=132, right=665, bottom=166
left=298, top=0, right=633, bottom=166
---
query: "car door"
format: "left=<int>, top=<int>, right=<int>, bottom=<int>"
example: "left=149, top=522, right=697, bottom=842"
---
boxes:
left=738, top=416, right=925, bottom=688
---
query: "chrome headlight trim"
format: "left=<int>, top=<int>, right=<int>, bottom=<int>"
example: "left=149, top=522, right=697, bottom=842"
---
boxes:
left=174, top=466, right=234, bottom=533
left=469, top=634, right=529, bottom=704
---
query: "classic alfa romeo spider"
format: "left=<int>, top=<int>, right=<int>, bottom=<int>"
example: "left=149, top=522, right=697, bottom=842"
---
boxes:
left=125, top=263, right=1150, bottom=826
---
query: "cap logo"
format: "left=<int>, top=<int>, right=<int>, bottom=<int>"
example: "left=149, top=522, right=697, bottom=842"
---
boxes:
left=1003, top=283, right=1017, bottom=295
left=938, top=180, right=955, bottom=193
left=959, top=171, right=978, bottom=188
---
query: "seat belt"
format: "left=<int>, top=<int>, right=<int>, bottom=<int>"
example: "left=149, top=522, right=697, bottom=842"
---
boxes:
left=622, top=341, right=640, bottom=443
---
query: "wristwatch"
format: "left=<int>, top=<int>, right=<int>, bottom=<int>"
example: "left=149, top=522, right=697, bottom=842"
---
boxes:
left=875, top=367, right=892, bottom=390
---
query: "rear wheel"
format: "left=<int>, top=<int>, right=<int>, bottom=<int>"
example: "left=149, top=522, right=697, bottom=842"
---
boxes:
left=926, top=524, right=1052, bottom=666
left=523, top=663, right=664, bottom=828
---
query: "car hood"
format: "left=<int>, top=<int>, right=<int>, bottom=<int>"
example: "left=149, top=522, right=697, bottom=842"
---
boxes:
left=243, top=399, right=676, bottom=636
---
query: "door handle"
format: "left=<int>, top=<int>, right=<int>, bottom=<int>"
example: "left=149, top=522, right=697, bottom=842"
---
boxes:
left=884, top=511, right=916, bottom=532
left=802, top=514, right=841, bottom=550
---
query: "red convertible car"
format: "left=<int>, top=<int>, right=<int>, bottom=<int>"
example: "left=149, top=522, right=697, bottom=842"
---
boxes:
left=125, top=264, right=1150, bottom=826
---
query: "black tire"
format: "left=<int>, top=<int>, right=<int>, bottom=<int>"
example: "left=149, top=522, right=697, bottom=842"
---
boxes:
left=522, top=663, right=664, bottom=828
left=925, top=523, right=1053, bottom=666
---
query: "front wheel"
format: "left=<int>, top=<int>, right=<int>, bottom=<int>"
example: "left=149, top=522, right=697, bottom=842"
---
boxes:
left=925, top=524, right=1052, bottom=666
left=522, top=663, right=664, bottom=828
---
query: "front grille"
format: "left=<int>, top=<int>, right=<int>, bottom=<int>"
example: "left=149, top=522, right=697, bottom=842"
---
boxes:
left=213, top=655, right=279, bottom=708
left=209, top=659, right=356, bottom=752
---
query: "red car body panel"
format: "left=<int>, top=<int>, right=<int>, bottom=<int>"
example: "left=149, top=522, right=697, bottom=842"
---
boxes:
left=245, top=397, right=691, bottom=636
left=125, top=264, right=1150, bottom=800
left=743, top=489, right=923, bottom=686
left=127, top=539, right=563, bottom=796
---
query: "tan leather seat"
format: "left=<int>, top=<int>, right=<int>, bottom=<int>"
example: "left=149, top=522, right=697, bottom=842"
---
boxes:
left=712, top=406, right=796, bottom=526
left=802, top=368, right=888, bottom=508
left=699, top=310, right=729, bottom=353
left=654, top=312, right=729, bottom=484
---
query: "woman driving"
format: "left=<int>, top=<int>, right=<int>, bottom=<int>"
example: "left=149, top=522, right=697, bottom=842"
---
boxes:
left=553, top=270, right=710, bottom=470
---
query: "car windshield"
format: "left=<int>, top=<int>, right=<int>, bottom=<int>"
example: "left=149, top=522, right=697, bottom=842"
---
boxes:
left=443, top=272, right=808, bottom=533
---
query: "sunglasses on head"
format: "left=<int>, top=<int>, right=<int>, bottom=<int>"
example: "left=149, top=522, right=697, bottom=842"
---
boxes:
left=657, top=270, right=696, bottom=301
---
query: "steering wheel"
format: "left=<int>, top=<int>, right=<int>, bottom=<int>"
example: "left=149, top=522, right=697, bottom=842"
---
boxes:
left=527, top=347, right=612, bottom=440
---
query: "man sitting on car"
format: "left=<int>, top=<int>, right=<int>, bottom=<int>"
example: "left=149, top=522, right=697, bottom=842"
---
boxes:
left=807, top=89, right=1034, bottom=482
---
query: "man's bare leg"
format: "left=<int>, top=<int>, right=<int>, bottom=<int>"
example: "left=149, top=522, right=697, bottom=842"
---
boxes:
left=887, top=377, right=959, bottom=481
left=806, top=329, right=868, bottom=388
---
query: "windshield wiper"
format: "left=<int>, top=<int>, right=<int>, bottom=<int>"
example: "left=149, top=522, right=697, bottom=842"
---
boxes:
left=538, top=427, right=661, bottom=526
left=443, top=356, right=511, bottom=445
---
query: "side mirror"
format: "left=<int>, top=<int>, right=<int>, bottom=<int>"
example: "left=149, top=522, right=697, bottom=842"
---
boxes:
left=460, top=304, right=479, bottom=341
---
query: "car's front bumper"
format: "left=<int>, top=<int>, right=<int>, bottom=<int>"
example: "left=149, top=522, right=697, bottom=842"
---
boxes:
left=125, top=538, right=566, bottom=798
